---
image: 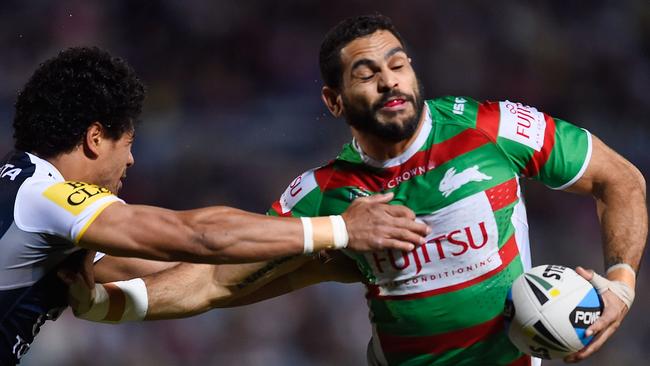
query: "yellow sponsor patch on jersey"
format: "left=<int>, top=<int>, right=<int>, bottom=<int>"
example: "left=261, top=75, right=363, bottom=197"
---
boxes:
left=43, top=181, right=114, bottom=215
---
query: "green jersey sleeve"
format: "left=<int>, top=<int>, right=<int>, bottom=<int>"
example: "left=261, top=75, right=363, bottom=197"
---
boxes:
left=474, top=100, right=592, bottom=189
left=268, top=169, right=323, bottom=218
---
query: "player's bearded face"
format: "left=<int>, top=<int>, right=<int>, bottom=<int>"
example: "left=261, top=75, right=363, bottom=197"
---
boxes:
left=342, top=80, right=423, bottom=143
left=337, top=30, right=425, bottom=143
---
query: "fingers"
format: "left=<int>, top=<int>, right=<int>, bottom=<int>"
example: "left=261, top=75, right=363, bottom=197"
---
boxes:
left=565, top=287, right=628, bottom=363
left=575, top=266, right=594, bottom=281
left=374, top=238, right=416, bottom=252
left=564, top=324, right=616, bottom=363
left=389, top=227, right=426, bottom=247
left=344, top=193, right=430, bottom=252
left=384, top=203, right=416, bottom=220
left=588, top=291, right=626, bottom=336
left=390, top=217, right=430, bottom=238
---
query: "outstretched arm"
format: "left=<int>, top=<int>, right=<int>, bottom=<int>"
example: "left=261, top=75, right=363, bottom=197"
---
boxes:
left=80, top=192, right=428, bottom=264
left=63, top=252, right=359, bottom=322
left=563, top=135, right=647, bottom=362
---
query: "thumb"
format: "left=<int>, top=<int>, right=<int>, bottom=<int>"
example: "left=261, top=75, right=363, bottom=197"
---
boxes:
left=575, top=266, right=594, bottom=281
left=362, top=192, right=394, bottom=204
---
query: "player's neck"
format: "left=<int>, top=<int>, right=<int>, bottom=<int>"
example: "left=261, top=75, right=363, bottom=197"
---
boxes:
left=352, top=109, right=427, bottom=161
left=47, top=149, right=97, bottom=183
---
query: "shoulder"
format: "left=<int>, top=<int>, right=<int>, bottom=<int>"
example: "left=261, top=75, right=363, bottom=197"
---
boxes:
left=428, top=97, right=548, bottom=148
left=276, top=166, right=325, bottom=215
left=427, top=95, right=482, bottom=127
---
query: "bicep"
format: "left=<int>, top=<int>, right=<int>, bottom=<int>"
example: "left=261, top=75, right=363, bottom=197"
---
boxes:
left=564, top=135, right=641, bottom=196
left=79, top=203, right=192, bottom=261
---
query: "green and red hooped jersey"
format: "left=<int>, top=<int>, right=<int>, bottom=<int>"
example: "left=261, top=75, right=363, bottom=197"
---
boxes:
left=268, top=96, right=592, bottom=365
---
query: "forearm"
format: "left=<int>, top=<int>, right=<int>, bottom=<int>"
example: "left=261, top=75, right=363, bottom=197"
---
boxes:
left=82, top=204, right=348, bottom=264
left=566, top=136, right=647, bottom=286
left=595, top=171, right=647, bottom=285
left=144, top=263, right=226, bottom=320
left=224, top=251, right=363, bottom=307
left=180, top=207, right=306, bottom=263
left=141, top=256, right=312, bottom=320
left=71, top=254, right=355, bottom=322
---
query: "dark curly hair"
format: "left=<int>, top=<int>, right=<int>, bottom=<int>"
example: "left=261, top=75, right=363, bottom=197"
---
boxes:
left=13, top=47, right=145, bottom=158
left=319, top=14, right=406, bottom=90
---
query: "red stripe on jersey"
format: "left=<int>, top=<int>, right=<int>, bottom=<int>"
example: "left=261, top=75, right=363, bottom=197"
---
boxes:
left=270, top=201, right=292, bottom=217
left=431, top=129, right=490, bottom=167
left=368, top=234, right=519, bottom=300
left=509, top=355, right=533, bottom=366
left=314, top=164, right=385, bottom=192
left=522, top=114, right=556, bottom=177
left=378, top=314, right=505, bottom=355
left=316, top=130, right=490, bottom=192
left=476, top=101, right=501, bottom=141
left=485, top=178, right=519, bottom=211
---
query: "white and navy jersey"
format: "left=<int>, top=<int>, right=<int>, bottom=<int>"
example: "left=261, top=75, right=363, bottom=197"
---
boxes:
left=0, top=151, right=122, bottom=365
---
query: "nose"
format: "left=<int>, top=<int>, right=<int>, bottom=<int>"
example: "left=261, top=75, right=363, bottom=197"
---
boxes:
left=127, top=151, right=135, bottom=168
left=377, top=67, right=399, bottom=92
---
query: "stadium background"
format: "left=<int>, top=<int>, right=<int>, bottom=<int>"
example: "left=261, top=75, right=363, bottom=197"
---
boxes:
left=0, top=1, right=648, bottom=365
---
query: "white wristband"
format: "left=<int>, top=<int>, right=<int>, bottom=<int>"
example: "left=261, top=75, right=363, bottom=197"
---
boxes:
left=75, top=278, right=148, bottom=323
left=115, top=278, right=149, bottom=322
left=329, top=215, right=349, bottom=249
left=606, top=263, right=636, bottom=277
left=301, top=217, right=314, bottom=254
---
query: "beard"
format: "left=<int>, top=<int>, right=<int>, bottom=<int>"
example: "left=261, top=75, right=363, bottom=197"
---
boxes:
left=342, top=82, right=424, bottom=143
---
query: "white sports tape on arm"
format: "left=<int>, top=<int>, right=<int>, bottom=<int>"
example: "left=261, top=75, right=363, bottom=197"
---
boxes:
left=300, top=215, right=349, bottom=254
left=606, top=263, right=636, bottom=278
left=588, top=272, right=635, bottom=309
left=329, top=215, right=349, bottom=249
left=76, top=278, right=148, bottom=323
left=301, top=217, right=314, bottom=254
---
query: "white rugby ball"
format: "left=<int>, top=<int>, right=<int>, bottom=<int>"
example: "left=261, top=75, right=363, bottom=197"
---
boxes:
left=504, top=265, right=603, bottom=360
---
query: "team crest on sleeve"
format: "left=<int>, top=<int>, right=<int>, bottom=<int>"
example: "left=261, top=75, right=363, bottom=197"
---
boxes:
left=498, top=101, right=546, bottom=151
left=43, top=181, right=114, bottom=215
left=279, top=170, right=318, bottom=214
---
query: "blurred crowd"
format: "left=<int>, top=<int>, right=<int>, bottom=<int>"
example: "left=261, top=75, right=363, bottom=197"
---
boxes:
left=0, top=1, right=648, bottom=365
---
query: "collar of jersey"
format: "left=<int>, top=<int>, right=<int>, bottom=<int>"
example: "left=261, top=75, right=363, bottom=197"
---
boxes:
left=26, top=152, right=65, bottom=181
left=339, top=104, right=432, bottom=168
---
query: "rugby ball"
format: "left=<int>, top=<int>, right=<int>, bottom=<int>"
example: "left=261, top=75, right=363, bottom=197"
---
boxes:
left=504, top=265, right=603, bottom=359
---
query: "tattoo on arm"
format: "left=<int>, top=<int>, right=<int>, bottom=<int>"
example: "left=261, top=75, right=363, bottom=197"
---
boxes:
left=236, top=256, right=297, bottom=290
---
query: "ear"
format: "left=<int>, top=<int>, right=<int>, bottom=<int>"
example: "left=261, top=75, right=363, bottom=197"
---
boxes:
left=321, top=86, right=344, bottom=118
left=83, top=122, right=104, bottom=158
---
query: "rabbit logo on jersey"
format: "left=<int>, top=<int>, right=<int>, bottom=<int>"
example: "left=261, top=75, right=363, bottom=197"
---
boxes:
left=366, top=192, right=503, bottom=296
